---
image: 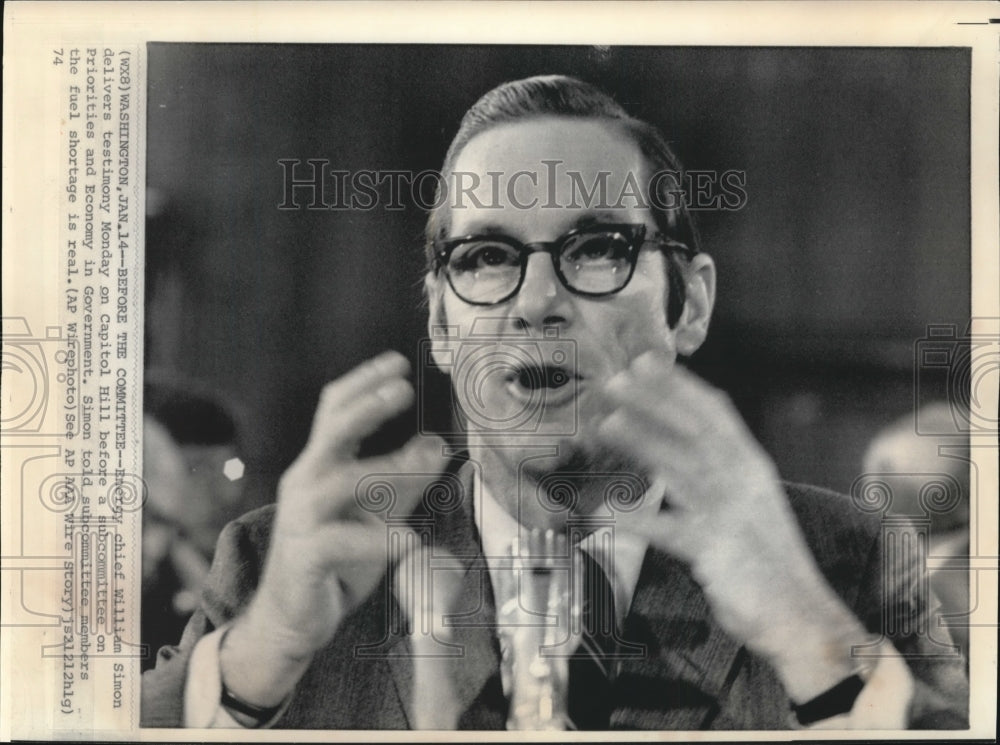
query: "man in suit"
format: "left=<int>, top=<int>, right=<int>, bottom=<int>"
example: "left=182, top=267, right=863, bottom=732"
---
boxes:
left=141, top=75, right=967, bottom=730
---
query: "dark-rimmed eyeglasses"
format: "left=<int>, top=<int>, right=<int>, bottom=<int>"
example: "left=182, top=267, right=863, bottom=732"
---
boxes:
left=434, top=223, right=695, bottom=306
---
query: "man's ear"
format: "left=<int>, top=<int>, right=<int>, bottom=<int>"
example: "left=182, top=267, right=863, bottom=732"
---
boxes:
left=673, top=253, right=716, bottom=356
left=424, top=273, right=453, bottom=370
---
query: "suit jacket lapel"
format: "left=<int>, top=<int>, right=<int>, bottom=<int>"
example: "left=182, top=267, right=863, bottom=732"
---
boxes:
left=387, top=459, right=507, bottom=729
left=612, top=546, right=743, bottom=730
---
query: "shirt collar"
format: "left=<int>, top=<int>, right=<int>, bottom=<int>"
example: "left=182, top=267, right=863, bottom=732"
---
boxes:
left=473, top=474, right=659, bottom=623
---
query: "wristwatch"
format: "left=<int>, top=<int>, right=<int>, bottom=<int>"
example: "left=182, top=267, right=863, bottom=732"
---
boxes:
left=218, top=626, right=284, bottom=727
left=220, top=681, right=283, bottom=727
left=790, top=650, right=879, bottom=726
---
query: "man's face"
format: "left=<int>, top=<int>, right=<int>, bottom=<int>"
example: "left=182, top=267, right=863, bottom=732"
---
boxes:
left=428, top=117, right=713, bottom=496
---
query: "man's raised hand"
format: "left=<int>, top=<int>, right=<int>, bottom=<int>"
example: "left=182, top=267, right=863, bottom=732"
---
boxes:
left=596, top=353, right=871, bottom=702
left=220, top=351, right=448, bottom=709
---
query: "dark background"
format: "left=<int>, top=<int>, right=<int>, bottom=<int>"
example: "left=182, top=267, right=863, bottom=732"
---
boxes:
left=144, top=44, right=970, bottom=510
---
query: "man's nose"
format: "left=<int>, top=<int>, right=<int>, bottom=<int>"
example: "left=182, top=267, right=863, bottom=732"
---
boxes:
left=510, top=252, right=570, bottom=329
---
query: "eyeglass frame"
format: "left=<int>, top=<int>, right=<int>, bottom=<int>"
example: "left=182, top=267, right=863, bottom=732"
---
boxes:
left=432, top=222, right=697, bottom=306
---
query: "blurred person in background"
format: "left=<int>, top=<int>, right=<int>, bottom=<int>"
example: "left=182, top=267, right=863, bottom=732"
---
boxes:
left=141, top=376, right=247, bottom=671
left=862, top=401, right=971, bottom=665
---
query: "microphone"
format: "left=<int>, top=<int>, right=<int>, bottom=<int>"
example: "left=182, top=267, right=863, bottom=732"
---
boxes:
left=494, top=528, right=577, bottom=730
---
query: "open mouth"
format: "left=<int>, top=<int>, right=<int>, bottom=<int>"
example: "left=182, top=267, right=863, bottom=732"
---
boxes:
left=516, top=364, right=572, bottom=390
left=506, top=363, right=581, bottom=404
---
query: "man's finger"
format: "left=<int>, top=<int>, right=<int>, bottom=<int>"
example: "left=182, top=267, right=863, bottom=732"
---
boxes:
left=380, top=432, right=450, bottom=478
left=605, top=358, right=728, bottom=419
left=283, top=433, right=450, bottom=525
left=318, top=350, right=411, bottom=414
left=377, top=434, right=452, bottom=512
left=598, top=382, right=707, bottom=442
left=629, top=348, right=676, bottom=381
left=306, top=351, right=411, bottom=444
left=309, top=521, right=408, bottom=574
left=597, top=406, right=698, bottom=463
left=345, top=434, right=451, bottom=522
left=308, top=374, right=416, bottom=461
left=614, top=510, right=692, bottom=559
left=595, top=411, right=705, bottom=498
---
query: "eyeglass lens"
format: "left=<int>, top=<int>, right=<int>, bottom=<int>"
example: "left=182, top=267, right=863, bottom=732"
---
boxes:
left=446, top=229, right=636, bottom=303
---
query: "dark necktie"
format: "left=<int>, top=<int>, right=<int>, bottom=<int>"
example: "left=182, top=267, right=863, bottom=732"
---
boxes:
left=567, top=549, right=617, bottom=729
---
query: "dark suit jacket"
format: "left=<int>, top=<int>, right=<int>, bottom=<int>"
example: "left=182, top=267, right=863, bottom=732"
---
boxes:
left=141, top=463, right=968, bottom=729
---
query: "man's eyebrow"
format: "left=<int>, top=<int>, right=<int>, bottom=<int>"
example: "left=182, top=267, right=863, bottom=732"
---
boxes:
left=573, top=212, right=623, bottom=229
left=464, top=223, right=509, bottom=236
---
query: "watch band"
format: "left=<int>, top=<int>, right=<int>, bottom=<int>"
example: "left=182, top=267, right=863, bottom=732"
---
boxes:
left=220, top=682, right=283, bottom=726
left=791, top=673, right=867, bottom=725
left=217, top=626, right=284, bottom=726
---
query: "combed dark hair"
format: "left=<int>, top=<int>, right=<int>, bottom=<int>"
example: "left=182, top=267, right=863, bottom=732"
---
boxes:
left=424, top=74, right=701, bottom=327
left=144, top=378, right=238, bottom=448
